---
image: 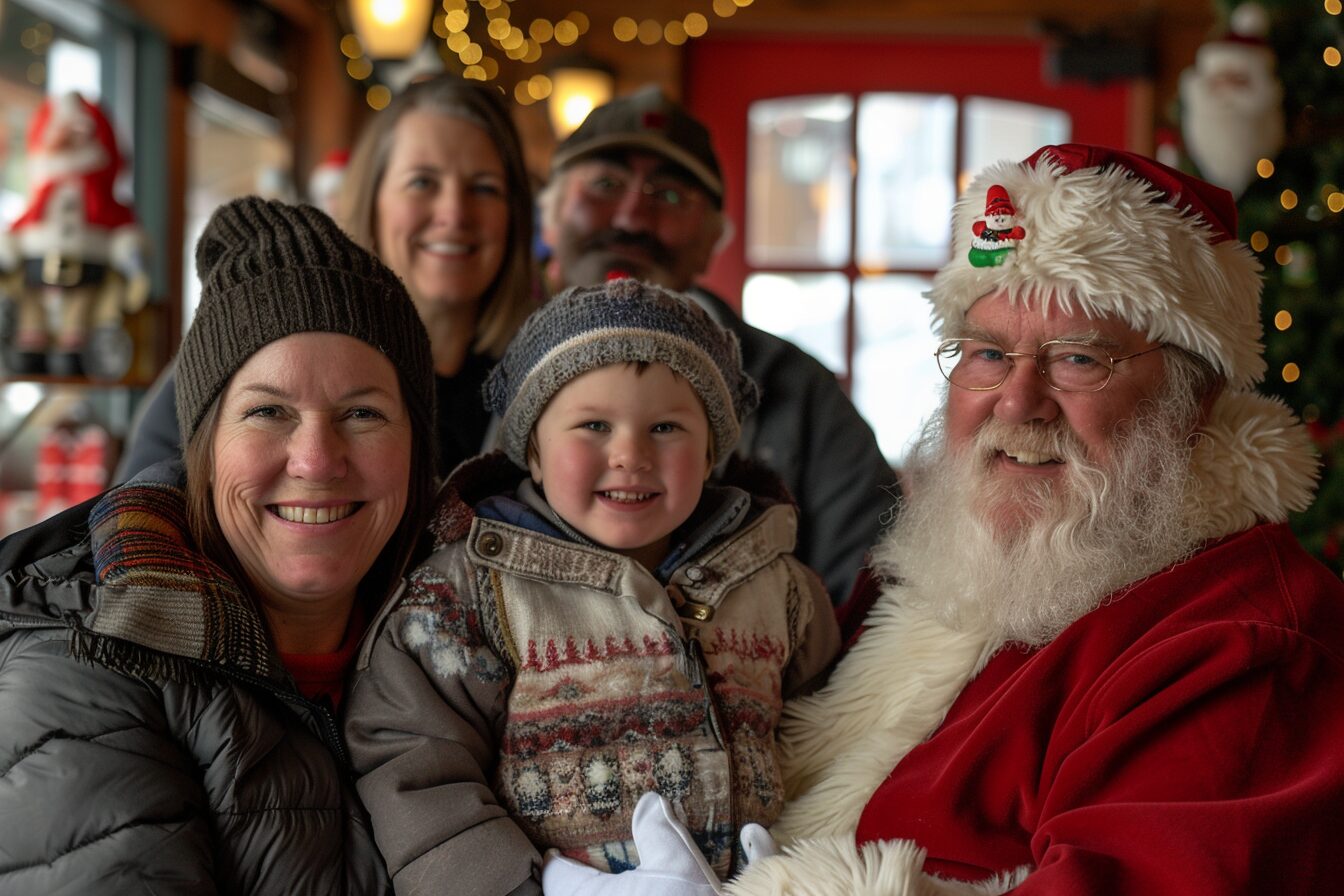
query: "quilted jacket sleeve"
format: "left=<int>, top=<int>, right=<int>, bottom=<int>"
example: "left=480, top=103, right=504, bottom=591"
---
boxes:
left=0, top=628, right=217, bottom=895
left=780, top=556, right=841, bottom=699
left=344, top=554, right=541, bottom=896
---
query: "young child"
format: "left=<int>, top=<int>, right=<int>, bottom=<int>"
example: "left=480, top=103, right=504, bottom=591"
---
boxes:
left=345, top=278, right=841, bottom=895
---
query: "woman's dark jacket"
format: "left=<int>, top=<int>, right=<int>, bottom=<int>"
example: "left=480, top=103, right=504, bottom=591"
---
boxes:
left=0, top=464, right=389, bottom=894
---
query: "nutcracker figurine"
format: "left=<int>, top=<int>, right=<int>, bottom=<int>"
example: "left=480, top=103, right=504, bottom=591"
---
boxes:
left=0, top=92, right=149, bottom=378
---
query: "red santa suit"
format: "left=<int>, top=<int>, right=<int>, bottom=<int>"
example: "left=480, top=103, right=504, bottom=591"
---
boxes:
left=870, top=522, right=1344, bottom=892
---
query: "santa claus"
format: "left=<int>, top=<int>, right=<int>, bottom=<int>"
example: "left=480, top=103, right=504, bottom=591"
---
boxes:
left=1, top=91, right=147, bottom=377
left=1179, top=2, right=1284, bottom=198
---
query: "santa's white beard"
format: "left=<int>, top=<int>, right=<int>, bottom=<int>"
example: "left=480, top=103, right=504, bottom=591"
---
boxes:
left=874, top=388, right=1208, bottom=647
left=1180, top=62, right=1284, bottom=197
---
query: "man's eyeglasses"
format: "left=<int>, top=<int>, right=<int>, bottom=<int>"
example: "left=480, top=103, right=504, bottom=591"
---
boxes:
left=934, top=338, right=1166, bottom=393
left=579, top=171, right=702, bottom=213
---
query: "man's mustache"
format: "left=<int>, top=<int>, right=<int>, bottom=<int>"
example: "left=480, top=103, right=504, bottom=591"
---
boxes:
left=583, top=230, right=673, bottom=269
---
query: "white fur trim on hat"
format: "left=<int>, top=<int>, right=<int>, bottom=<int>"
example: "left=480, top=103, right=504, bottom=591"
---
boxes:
left=928, top=153, right=1266, bottom=390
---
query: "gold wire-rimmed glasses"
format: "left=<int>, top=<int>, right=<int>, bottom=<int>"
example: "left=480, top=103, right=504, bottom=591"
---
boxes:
left=934, top=338, right=1166, bottom=393
left=578, top=168, right=705, bottom=213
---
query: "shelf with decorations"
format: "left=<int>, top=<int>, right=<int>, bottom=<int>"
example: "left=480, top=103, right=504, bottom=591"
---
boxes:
left=0, top=375, right=149, bottom=537
left=1, top=84, right=162, bottom=537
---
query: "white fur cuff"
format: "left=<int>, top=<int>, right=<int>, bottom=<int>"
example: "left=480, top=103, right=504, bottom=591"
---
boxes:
left=724, top=836, right=1027, bottom=896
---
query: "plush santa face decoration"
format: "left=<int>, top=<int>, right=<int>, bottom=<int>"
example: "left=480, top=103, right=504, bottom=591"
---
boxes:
left=1179, top=2, right=1285, bottom=198
left=2, top=92, right=147, bottom=378
left=308, top=148, right=349, bottom=219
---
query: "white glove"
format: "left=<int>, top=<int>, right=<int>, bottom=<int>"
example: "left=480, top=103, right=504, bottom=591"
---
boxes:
left=738, top=823, right=778, bottom=865
left=542, top=792, right=722, bottom=896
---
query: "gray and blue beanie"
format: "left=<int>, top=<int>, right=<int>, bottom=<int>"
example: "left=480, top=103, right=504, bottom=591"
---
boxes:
left=484, top=278, right=760, bottom=467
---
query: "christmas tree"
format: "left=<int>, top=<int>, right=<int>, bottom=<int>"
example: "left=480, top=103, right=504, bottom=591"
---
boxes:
left=1180, top=0, right=1344, bottom=576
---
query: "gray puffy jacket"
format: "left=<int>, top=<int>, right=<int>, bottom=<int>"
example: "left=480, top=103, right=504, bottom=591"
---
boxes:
left=0, top=467, right=390, bottom=895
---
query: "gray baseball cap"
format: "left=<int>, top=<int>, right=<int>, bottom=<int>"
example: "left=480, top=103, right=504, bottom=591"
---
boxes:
left=550, top=85, right=724, bottom=205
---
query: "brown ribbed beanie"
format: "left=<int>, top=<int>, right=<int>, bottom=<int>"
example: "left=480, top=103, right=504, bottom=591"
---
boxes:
left=175, top=196, right=433, bottom=451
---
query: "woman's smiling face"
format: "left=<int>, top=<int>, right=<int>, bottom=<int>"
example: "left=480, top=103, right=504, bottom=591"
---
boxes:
left=374, top=110, right=510, bottom=317
left=210, top=332, right=411, bottom=617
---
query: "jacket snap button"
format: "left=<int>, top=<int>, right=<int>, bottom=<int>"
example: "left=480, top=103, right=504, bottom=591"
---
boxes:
left=478, top=532, right=503, bottom=556
left=685, top=566, right=705, bottom=582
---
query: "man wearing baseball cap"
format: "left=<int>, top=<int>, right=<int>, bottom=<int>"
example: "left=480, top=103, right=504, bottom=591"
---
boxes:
left=539, top=86, right=897, bottom=607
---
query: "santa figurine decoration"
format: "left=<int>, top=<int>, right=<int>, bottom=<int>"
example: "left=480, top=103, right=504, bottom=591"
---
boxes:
left=307, top=147, right=349, bottom=220
left=1179, top=2, right=1285, bottom=199
left=968, top=184, right=1027, bottom=268
left=0, top=92, right=149, bottom=378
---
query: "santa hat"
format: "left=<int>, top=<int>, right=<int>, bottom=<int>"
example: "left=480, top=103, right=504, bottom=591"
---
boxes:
left=982, top=184, right=1016, bottom=218
left=308, top=147, right=349, bottom=211
left=1196, top=2, right=1275, bottom=75
left=930, top=143, right=1264, bottom=389
left=928, top=143, right=1318, bottom=533
left=27, top=92, right=122, bottom=175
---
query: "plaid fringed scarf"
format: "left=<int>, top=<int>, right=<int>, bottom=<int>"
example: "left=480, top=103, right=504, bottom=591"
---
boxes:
left=70, top=481, right=283, bottom=685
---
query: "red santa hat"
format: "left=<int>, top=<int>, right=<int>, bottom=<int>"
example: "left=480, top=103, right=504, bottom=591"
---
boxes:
left=930, top=143, right=1262, bottom=388
left=982, top=184, right=1016, bottom=218
left=27, top=92, right=123, bottom=180
left=928, top=142, right=1317, bottom=533
left=1195, top=2, right=1275, bottom=76
left=308, top=147, right=350, bottom=212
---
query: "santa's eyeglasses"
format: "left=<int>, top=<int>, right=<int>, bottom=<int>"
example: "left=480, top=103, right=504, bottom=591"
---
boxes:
left=935, top=338, right=1166, bottom=393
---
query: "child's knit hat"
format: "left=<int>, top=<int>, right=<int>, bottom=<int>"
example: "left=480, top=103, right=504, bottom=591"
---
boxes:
left=484, top=277, right=759, bottom=467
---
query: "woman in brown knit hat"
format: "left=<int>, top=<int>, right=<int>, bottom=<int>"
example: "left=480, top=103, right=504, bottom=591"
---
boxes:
left=0, top=195, right=434, bottom=893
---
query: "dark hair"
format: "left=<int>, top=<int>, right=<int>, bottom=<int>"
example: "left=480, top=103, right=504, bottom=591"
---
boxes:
left=339, top=76, right=535, bottom=359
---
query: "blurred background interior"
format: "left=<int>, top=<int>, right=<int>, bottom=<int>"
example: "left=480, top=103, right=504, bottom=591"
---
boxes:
left=1, top=0, right=1341, bottom=576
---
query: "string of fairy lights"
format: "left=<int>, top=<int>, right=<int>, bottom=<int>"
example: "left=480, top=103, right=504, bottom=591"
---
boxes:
left=1252, top=0, right=1342, bottom=402
left=340, top=0, right=757, bottom=110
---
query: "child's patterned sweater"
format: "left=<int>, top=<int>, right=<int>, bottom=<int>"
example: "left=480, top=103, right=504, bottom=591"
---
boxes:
left=344, top=452, right=840, bottom=894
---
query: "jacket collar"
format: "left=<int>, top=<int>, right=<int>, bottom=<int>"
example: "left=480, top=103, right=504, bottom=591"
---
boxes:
left=80, top=471, right=286, bottom=684
left=431, top=450, right=775, bottom=581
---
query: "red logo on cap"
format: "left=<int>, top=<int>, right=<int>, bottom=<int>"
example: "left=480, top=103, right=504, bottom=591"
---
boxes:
left=641, top=111, right=668, bottom=131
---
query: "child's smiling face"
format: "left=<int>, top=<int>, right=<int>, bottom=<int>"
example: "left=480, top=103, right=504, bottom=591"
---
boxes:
left=528, top=361, right=712, bottom=571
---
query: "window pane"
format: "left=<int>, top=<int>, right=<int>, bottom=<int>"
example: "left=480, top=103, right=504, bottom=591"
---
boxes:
left=746, top=95, right=854, bottom=268
left=47, top=39, right=100, bottom=98
left=852, top=275, right=944, bottom=466
left=742, top=272, right=849, bottom=376
left=855, top=93, right=957, bottom=270
left=181, top=86, right=292, bottom=328
left=962, top=97, right=1070, bottom=187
